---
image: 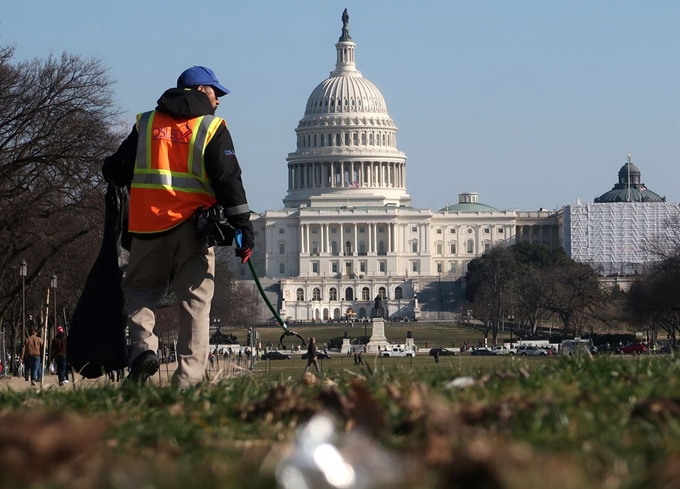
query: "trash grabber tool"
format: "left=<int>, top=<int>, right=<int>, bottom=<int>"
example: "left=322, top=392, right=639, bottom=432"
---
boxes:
left=235, top=230, right=306, bottom=349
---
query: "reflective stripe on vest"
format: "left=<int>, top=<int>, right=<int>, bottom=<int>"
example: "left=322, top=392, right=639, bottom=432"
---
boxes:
left=133, top=111, right=222, bottom=195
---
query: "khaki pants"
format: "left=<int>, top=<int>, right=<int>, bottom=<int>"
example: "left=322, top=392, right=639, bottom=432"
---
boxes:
left=123, top=219, right=215, bottom=387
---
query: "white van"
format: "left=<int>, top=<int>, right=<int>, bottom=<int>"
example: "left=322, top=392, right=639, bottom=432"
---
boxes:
left=561, top=339, right=594, bottom=356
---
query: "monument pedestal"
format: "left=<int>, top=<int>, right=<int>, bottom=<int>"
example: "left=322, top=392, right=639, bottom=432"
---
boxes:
left=405, top=337, right=417, bottom=353
left=341, top=338, right=352, bottom=355
left=366, top=318, right=391, bottom=354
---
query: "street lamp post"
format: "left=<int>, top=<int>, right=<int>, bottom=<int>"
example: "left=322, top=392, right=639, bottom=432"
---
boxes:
left=508, top=314, right=515, bottom=343
left=51, top=274, right=57, bottom=343
left=19, top=259, right=27, bottom=374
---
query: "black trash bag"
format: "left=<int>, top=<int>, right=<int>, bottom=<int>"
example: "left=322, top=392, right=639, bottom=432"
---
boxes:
left=195, top=204, right=235, bottom=248
left=66, top=184, right=130, bottom=379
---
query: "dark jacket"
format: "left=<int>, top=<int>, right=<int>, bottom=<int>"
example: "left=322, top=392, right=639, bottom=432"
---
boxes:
left=307, top=342, right=317, bottom=359
left=51, top=333, right=67, bottom=358
left=102, top=88, right=254, bottom=248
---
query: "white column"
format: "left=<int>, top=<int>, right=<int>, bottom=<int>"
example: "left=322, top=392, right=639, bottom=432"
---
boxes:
left=300, top=225, right=305, bottom=254
left=306, top=224, right=310, bottom=254
left=325, top=223, right=330, bottom=253
left=372, top=223, right=377, bottom=252
left=340, top=223, right=345, bottom=256
left=354, top=223, right=358, bottom=255
left=388, top=223, right=392, bottom=252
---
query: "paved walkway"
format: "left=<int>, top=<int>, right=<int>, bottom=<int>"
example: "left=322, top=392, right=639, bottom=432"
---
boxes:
left=0, top=358, right=250, bottom=393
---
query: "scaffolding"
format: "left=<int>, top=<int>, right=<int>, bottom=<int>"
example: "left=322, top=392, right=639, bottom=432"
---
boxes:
left=564, top=202, right=680, bottom=276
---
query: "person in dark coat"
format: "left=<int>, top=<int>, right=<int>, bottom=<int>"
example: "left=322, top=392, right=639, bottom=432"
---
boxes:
left=304, top=337, right=320, bottom=373
left=50, top=326, right=68, bottom=386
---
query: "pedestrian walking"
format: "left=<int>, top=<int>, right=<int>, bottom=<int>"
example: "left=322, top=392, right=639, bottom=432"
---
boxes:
left=103, top=66, right=254, bottom=387
left=357, top=351, right=364, bottom=365
left=50, top=326, right=68, bottom=386
left=23, top=328, right=43, bottom=386
left=304, top=337, right=320, bottom=373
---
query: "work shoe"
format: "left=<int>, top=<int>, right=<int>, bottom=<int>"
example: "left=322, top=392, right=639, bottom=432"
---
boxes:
left=126, top=351, right=160, bottom=386
left=30, top=380, right=36, bottom=386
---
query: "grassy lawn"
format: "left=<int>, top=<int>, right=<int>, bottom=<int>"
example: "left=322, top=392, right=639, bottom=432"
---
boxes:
left=2, top=348, right=679, bottom=488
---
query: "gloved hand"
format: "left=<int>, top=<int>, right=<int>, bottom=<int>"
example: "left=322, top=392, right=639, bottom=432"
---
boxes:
left=235, top=247, right=252, bottom=264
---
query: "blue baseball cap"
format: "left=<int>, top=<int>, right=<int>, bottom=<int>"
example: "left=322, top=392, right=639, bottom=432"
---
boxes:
left=177, top=66, right=230, bottom=97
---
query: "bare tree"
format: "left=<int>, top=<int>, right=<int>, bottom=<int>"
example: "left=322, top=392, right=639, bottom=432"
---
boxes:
left=541, top=262, right=603, bottom=336
left=465, top=246, right=516, bottom=343
left=0, top=45, right=122, bottom=355
left=629, top=214, right=680, bottom=344
left=211, top=259, right=261, bottom=329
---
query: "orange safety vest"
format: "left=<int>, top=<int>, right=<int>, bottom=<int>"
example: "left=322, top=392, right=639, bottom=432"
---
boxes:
left=129, top=110, right=224, bottom=233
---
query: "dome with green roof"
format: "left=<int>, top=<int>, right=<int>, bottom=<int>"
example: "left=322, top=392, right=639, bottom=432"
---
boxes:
left=595, top=155, right=666, bottom=203
left=440, top=192, right=499, bottom=212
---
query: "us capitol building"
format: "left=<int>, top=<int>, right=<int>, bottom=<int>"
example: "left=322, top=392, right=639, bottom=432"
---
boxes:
left=230, top=12, right=676, bottom=323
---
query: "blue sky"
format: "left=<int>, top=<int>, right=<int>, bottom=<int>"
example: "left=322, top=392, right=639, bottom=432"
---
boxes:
left=2, top=0, right=678, bottom=213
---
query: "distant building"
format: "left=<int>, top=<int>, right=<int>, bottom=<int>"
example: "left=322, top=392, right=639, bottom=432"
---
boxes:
left=563, top=157, right=675, bottom=276
left=230, top=12, right=677, bottom=322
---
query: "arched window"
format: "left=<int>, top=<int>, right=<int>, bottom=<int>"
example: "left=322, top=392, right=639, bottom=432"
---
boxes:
left=296, top=288, right=304, bottom=301
left=378, top=287, right=387, bottom=300
left=345, top=240, right=352, bottom=254
left=331, top=241, right=338, bottom=255
left=312, top=241, right=319, bottom=254
left=395, top=286, right=403, bottom=300
left=361, top=133, right=366, bottom=145
left=344, top=287, right=354, bottom=300
left=359, top=241, right=366, bottom=255
left=362, top=287, right=370, bottom=300
left=466, top=239, right=474, bottom=254
left=329, top=287, right=338, bottom=301
left=313, top=288, right=321, bottom=301
left=378, top=240, right=386, bottom=254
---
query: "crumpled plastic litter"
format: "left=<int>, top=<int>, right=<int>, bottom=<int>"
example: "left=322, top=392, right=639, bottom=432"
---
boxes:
left=275, top=413, right=403, bottom=489
left=445, top=376, right=476, bottom=389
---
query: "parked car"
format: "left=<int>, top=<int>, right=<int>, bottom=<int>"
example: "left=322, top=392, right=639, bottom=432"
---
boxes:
left=470, top=348, right=498, bottom=356
left=595, top=344, right=617, bottom=355
left=261, top=351, right=292, bottom=360
left=302, top=351, right=332, bottom=360
left=517, top=345, right=550, bottom=356
left=429, top=347, right=457, bottom=357
left=617, top=343, right=648, bottom=355
left=492, top=346, right=516, bottom=356
left=381, top=347, right=414, bottom=358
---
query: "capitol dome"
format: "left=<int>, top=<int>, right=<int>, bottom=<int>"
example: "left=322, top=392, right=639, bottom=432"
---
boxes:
left=283, top=11, right=410, bottom=209
left=594, top=155, right=666, bottom=203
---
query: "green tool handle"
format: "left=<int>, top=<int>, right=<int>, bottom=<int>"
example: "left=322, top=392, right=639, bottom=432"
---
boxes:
left=247, top=259, right=289, bottom=332
left=235, top=229, right=289, bottom=331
